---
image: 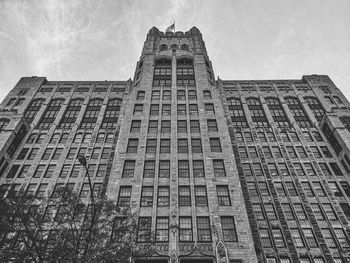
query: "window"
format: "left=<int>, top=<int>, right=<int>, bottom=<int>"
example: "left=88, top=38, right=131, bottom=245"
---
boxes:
left=177, top=104, right=186, bottom=115
left=60, top=133, right=69, bottom=143
left=322, top=123, right=342, bottom=155
left=36, top=133, right=47, bottom=144
left=60, top=165, right=70, bottom=178
left=262, top=146, right=272, bottom=159
left=258, top=182, right=270, bottom=196
left=210, top=138, right=222, bottom=152
left=161, top=120, right=171, bottom=133
left=133, top=104, right=143, bottom=114
left=285, top=182, right=298, bottom=196
left=188, top=90, right=197, bottom=100
left=150, top=104, right=159, bottom=116
left=221, top=217, right=237, bottom=242
left=286, top=146, right=296, bottom=158
left=302, top=228, right=317, bottom=247
left=247, top=98, right=269, bottom=127
left=203, top=90, right=211, bottom=99
left=272, top=146, right=282, bottom=158
left=7, top=165, right=20, bottom=179
left=282, top=203, right=295, bottom=220
left=189, top=104, right=198, bottom=115
left=178, top=139, right=188, bottom=153
left=17, top=148, right=29, bottom=160
left=290, top=229, right=304, bottom=247
left=340, top=181, right=350, bottom=197
left=118, top=186, right=132, bottom=207
left=194, top=186, right=208, bottom=206
left=140, top=187, right=153, bottom=207
left=148, top=120, right=158, bottom=134
left=18, top=165, right=30, bottom=178
left=122, top=160, right=135, bottom=178
left=264, top=204, right=277, bottom=220
left=272, top=228, right=285, bottom=248
left=266, top=131, right=276, bottom=142
left=252, top=204, right=264, bottom=220
left=178, top=160, right=189, bottom=177
left=156, top=217, right=169, bottom=242
left=41, top=148, right=53, bottom=160
left=311, top=203, right=325, bottom=221
left=162, top=104, right=171, bottom=115
left=6, top=98, right=16, bottom=107
left=177, top=120, right=187, bottom=133
left=179, top=217, right=193, bottom=242
left=44, top=164, right=56, bottom=178
left=143, top=160, right=155, bottom=178
left=268, top=163, right=278, bottom=176
left=205, top=103, right=215, bottom=114
left=260, top=229, right=272, bottom=248
left=217, top=186, right=231, bottom=206
left=80, top=99, right=103, bottom=129
left=197, top=217, right=211, bottom=242
left=190, top=120, right=200, bottom=133
left=304, top=97, right=325, bottom=121
left=127, top=139, right=138, bottom=153
left=24, top=98, right=44, bottom=123
left=213, top=160, right=226, bottom=177
left=294, top=203, right=307, bottom=220
left=130, top=120, right=141, bottom=133
left=146, top=139, right=157, bottom=154
left=274, top=182, right=286, bottom=196
left=207, top=119, right=218, bottom=132
left=228, top=98, right=247, bottom=127
left=88, top=164, right=96, bottom=176
left=313, top=182, right=326, bottom=197
left=102, top=99, right=121, bottom=129
left=106, top=133, right=114, bottom=143
left=301, top=182, right=314, bottom=197
left=34, top=165, right=45, bottom=178
left=238, top=147, right=248, bottom=159
left=177, top=58, right=195, bottom=86
left=137, top=217, right=152, bottom=243
left=153, top=58, right=171, bottom=87
left=191, top=138, right=202, bottom=153
left=27, top=133, right=37, bottom=144
left=162, top=90, right=171, bottom=101
left=70, top=164, right=81, bottom=177
left=59, top=99, right=83, bottom=129
left=177, top=90, right=186, bottom=100
left=285, top=97, right=311, bottom=128
left=156, top=186, right=170, bottom=207
left=36, top=98, right=64, bottom=129
left=91, top=147, right=101, bottom=159
left=179, top=186, right=191, bottom=206
left=321, top=229, right=336, bottom=248
left=248, top=147, right=258, bottom=158
left=137, top=91, right=145, bottom=100
left=334, top=228, right=349, bottom=248
left=96, top=132, right=105, bottom=143
left=193, top=160, right=205, bottom=177
left=159, top=160, right=170, bottom=178
left=36, top=183, right=48, bottom=197
left=96, top=164, right=107, bottom=177
left=151, top=90, right=160, bottom=101
left=66, top=148, right=77, bottom=160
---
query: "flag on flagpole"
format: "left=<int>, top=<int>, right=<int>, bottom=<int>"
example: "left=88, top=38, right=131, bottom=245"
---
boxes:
left=166, top=22, right=175, bottom=33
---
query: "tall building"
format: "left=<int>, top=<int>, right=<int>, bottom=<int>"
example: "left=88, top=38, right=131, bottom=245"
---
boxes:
left=0, top=26, right=350, bottom=263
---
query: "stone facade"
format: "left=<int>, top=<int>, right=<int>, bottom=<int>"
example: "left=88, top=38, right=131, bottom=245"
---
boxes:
left=0, top=27, right=350, bottom=263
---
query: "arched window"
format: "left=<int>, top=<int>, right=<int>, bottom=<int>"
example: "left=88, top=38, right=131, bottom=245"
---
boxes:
left=285, top=97, right=311, bottom=128
left=59, top=133, right=69, bottom=143
left=304, top=97, right=325, bottom=121
left=25, top=98, right=45, bottom=123
left=96, top=132, right=105, bottom=143
left=227, top=98, right=247, bottom=128
left=101, top=98, right=122, bottom=129
left=153, top=58, right=172, bottom=87
left=170, top=44, right=178, bottom=49
left=50, top=133, right=60, bottom=144
left=177, top=58, right=195, bottom=87
left=37, top=98, right=65, bottom=129
left=73, top=133, right=83, bottom=143
left=14, top=98, right=25, bottom=107
left=246, top=98, right=268, bottom=128
left=59, top=98, right=84, bottom=129
left=181, top=44, right=189, bottom=51
left=80, top=99, right=103, bottom=129
left=266, top=97, right=289, bottom=128
left=159, top=44, right=168, bottom=51
left=333, top=96, right=343, bottom=104
left=0, top=119, right=10, bottom=132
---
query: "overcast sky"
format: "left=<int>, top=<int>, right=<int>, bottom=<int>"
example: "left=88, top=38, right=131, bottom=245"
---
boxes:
left=0, top=0, right=349, bottom=103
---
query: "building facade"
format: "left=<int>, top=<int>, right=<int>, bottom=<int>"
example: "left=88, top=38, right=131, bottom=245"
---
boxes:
left=0, top=26, right=350, bottom=263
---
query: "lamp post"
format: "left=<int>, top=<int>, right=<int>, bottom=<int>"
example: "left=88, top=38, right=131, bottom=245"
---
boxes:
left=77, top=155, right=95, bottom=261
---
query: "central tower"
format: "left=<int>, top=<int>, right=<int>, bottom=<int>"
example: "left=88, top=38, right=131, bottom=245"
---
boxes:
left=107, top=27, right=257, bottom=262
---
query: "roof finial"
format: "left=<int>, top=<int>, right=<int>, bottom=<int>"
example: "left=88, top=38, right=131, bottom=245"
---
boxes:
left=166, top=21, right=175, bottom=33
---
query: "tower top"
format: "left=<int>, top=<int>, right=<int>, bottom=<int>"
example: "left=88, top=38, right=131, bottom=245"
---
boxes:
left=147, top=26, right=202, bottom=38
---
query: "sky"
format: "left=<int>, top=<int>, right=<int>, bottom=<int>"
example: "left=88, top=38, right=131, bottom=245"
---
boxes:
left=0, top=0, right=350, bottom=103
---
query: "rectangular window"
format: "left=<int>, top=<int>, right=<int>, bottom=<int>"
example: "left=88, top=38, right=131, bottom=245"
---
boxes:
left=150, top=104, right=159, bottom=116
left=294, top=203, right=307, bottom=220
left=188, top=90, right=197, bottom=100
left=161, top=120, right=171, bottom=133
left=156, top=217, right=169, bottom=242
left=177, top=120, right=187, bottom=133
left=191, top=138, right=202, bottom=153
left=130, top=120, right=141, bottom=133
left=67, top=148, right=77, bottom=160
left=146, top=139, right=157, bottom=154
left=260, top=229, right=272, bottom=248
left=213, top=159, right=226, bottom=177
left=60, top=164, right=70, bottom=178
left=140, top=186, right=153, bottom=207
left=159, top=160, right=170, bottom=178
left=136, top=91, right=145, bottom=100
left=179, top=186, right=191, bottom=206
left=143, top=160, right=155, bottom=178
left=177, top=90, right=186, bottom=100
left=253, top=203, right=265, bottom=220
left=133, top=104, right=143, bottom=114
left=44, top=164, right=56, bottom=178
left=91, top=148, right=100, bottom=159
left=282, top=203, right=295, bottom=220
left=101, top=148, right=110, bottom=159
left=70, top=164, right=81, bottom=178
left=207, top=119, right=218, bottom=132
left=162, top=90, right=171, bottom=101
left=189, top=104, right=198, bottom=115
left=148, top=120, right=158, bottom=134
left=151, top=90, right=160, bottom=101
left=127, top=139, right=138, bottom=153
left=34, top=164, right=45, bottom=178
left=18, top=164, right=30, bottom=178
left=193, top=160, right=205, bottom=177
left=36, top=183, right=48, bottom=197
left=203, top=90, right=211, bottom=99
left=194, top=186, right=208, bottom=206
left=52, top=148, right=63, bottom=160
left=302, top=228, right=318, bottom=247
left=28, top=148, right=39, bottom=160
left=197, top=217, right=211, bottom=242
left=96, top=164, right=107, bottom=177
left=178, top=160, right=189, bottom=177
left=162, top=104, right=171, bottom=115
left=264, top=204, right=277, bottom=220
left=205, top=103, right=215, bottom=114
left=190, top=120, right=200, bottom=133
left=179, top=217, right=193, bottom=242
left=321, top=229, right=336, bottom=248
left=122, top=160, right=135, bottom=178
left=272, top=229, right=285, bottom=248
left=290, top=228, right=304, bottom=247
left=17, top=148, right=29, bottom=160
left=177, top=104, right=186, bottom=115
left=221, top=217, right=237, bottom=242
left=210, top=138, right=222, bottom=152
left=178, top=139, right=188, bottom=153
left=157, top=186, right=170, bottom=206
left=217, top=185, right=231, bottom=206
left=117, top=186, right=132, bottom=207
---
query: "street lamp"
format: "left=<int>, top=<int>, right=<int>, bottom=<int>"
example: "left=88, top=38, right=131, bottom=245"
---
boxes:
left=77, top=155, right=95, bottom=261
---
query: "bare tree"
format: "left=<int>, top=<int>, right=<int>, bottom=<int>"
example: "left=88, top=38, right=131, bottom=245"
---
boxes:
left=0, top=188, right=153, bottom=263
